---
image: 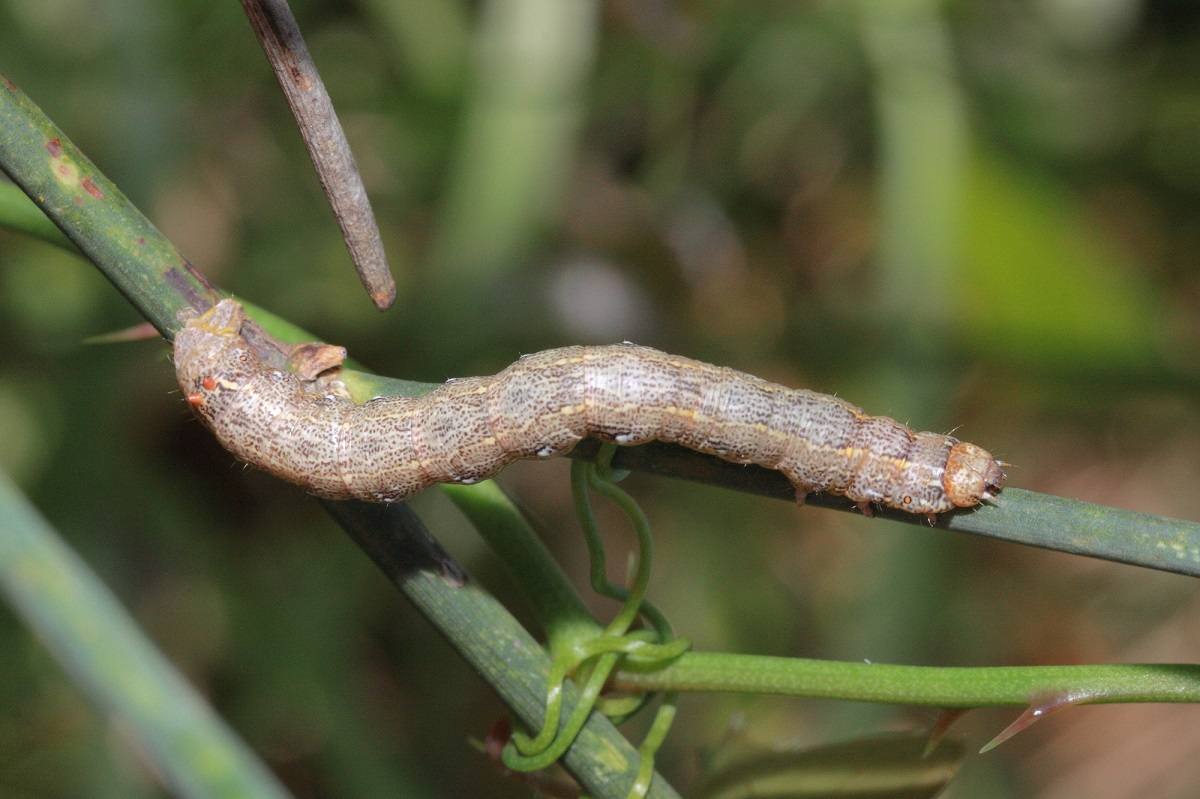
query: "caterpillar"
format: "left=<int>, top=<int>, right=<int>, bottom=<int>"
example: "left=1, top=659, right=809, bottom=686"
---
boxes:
left=174, top=300, right=1005, bottom=520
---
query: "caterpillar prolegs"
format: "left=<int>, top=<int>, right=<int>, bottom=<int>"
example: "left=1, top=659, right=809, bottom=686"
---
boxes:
left=174, top=300, right=1005, bottom=519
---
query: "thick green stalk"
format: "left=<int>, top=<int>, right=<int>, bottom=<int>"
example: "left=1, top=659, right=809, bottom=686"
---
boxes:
left=0, top=470, right=293, bottom=799
left=0, top=72, right=217, bottom=335
left=441, top=481, right=600, bottom=642
left=322, top=500, right=681, bottom=799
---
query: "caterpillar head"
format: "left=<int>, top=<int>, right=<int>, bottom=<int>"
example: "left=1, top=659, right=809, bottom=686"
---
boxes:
left=174, top=299, right=263, bottom=423
left=943, top=442, right=1006, bottom=508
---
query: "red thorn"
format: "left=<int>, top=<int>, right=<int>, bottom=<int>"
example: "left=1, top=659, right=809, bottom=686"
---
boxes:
left=83, top=321, right=160, bottom=344
left=201, top=376, right=217, bottom=391
left=186, top=393, right=205, bottom=407
left=980, top=691, right=1096, bottom=753
left=483, top=717, right=512, bottom=765
left=924, top=708, right=970, bottom=757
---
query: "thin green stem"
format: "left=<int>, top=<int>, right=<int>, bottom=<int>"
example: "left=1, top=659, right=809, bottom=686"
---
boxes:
left=503, top=453, right=684, bottom=799
left=571, top=440, right=1200, bottom=579
left=629, top=699, right=677, bottom=799
left=325, top=500, right=682, bottom=799
left=612, top=652, right=1200, bottom=707
left=507, top=453, right=688, bottom=776
left=506, top=652, right=623, bottom=770
left=0, top=470, right=293, bottom=799
left=442, top=481, right=599, bottom=642
left=585, top=467, right=654, bottom=637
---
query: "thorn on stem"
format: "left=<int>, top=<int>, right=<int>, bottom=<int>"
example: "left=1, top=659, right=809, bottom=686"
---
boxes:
left=980, top=691, right=1096, bottom=753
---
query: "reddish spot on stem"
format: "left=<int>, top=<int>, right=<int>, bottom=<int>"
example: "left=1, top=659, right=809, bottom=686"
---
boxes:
left=4, top=75, right=17, bottom=91
left=45, top=138, right=62, bottom=157
left=483, top=717, right=512, bottom=765
left=135, top=236, right=146, bottom=245
left=81, top=177, right=104, bottom=200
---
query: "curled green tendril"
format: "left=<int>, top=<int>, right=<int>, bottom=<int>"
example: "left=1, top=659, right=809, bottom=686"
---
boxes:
left=502, top=446, right=689, bottom=796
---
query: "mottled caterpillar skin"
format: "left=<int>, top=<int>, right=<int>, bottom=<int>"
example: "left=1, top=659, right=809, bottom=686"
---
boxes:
left=175, top=300, right=1005, bottom=518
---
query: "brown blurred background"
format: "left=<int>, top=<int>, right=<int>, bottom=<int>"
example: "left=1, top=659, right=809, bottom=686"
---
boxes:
left=2, top=1, right=1200, bottom=796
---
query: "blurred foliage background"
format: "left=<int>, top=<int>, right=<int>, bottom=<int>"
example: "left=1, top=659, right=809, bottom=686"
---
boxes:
left=2, top=0, right=1200, bottom=797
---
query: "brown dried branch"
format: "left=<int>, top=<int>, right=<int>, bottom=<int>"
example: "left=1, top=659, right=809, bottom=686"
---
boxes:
left=238, top=0, right=397, bottom=311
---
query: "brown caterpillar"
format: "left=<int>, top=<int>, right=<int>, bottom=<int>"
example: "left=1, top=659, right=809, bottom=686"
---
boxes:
left=174, top=300, right=1005, bottom=520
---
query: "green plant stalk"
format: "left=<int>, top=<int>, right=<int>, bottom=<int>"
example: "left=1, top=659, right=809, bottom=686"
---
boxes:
left=0, top=73, right=218, bottom=335
left=0, top=469, right=294, bottom=799
left=323, top=500, right=681, bottom=799
left=441, top=480, right=601, bottom=642
left=504, top=455, right=684, bottom=774
left=571, top=440, right=1200, bottom=579
left=0, top=72, right=679, bottom=799
left=612, top=652, right=1200, bottom=706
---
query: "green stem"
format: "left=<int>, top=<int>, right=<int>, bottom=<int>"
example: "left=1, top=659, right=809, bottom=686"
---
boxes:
left=324, top=500, right=681, bottom=799
left=0, top=73, right=217, bottom=335
left=571, top=455, right=675, bottom=643
left=0, top=470, right=293, bottom=799
left=442, top=481, right=600, bottom=642
left=612, top=652, right=1200, bottom=707
left=572, top=440, right=1200, bottom=579
left=506, top=651, right=624, bottom=770
left=585, top=466, right=654, bottom=637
